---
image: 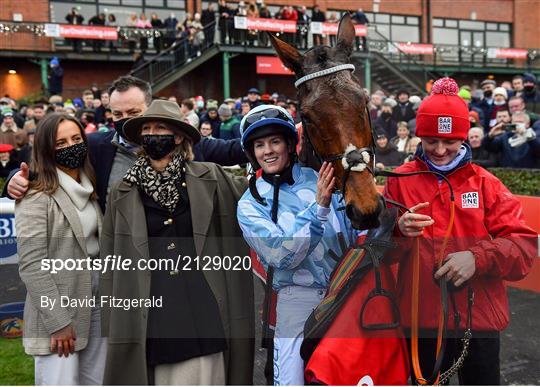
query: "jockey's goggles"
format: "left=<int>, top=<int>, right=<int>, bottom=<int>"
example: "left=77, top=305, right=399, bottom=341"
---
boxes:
left=242, top=108, right=293, bottom=130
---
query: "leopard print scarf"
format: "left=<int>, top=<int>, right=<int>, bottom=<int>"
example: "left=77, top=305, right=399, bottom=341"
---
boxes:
left=123, top=154, right=185, bottom=212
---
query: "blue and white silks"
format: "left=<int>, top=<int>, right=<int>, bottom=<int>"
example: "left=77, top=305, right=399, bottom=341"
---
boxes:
left=237, top=164, right=363, bottom=291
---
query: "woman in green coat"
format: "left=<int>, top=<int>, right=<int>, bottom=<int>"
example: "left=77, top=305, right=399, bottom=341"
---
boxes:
left=100, top=100, right=254, bottom=385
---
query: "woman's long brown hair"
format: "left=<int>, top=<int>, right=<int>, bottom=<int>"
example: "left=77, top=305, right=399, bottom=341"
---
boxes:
left=29, top=113, right=97, bottom=198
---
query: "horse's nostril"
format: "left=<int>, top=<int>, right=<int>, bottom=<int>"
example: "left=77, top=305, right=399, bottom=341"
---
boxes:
left=346, top=202, right=382, bottom=230
left=345, top=204, right=353, bottom=219
left=345, top=204, right=361, bottom=221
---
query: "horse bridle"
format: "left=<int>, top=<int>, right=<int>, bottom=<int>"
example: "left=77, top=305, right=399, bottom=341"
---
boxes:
left=295, top=63, right=378, bottom=201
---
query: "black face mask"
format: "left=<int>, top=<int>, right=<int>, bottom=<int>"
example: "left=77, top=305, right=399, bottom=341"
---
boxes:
left=55, top=142, right=88, bottom=169
left=524, top=85, right=535, bottom=93
left=381, top=112, right=392, bottom=119
left=142, top=135, right=176, bottom=160
left=114, top=118, right=130, bottom=138
left=483, top=90, right=493, bottom=99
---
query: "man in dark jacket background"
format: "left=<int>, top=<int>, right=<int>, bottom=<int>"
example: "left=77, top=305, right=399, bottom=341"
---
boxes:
left=392, top=90, right=416, bottom=124
left=477, top=79, right=496, bottom=130
left=374, top=128, right=404, bottom=168
left=351, top=8, right=369, bottom=51
left=522, top=73, right=540, bottom=114
left=375, top=99, right=398, bottom=139
left=311, top=5, right=326, bottom=46
left=47, top=57, right=64, bottom=96
left=65, top=7, right=84, bottom=53
left=201, top=2, right=217, bottom=44
left=88, top=13, right=106, bottom=52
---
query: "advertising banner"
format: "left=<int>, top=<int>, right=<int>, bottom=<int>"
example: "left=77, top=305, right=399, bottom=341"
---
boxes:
left=311, top=22, right=367, bottom=37
left=392, top=42, right=434, bottom=55
left=256, top=56, right=294, bottom=75
left=0, top=198, right=17, bottom=265
left=235, top=17, right=297, bottom=33
left=487, top=48, right=528, bottom=59
left=45, top=24, right=118, bottom=40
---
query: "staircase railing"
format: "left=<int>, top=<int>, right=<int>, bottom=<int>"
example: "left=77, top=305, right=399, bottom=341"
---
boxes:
left=129, top=21, right=217, bottom=85
left=367, top=26, right=440, bottom=91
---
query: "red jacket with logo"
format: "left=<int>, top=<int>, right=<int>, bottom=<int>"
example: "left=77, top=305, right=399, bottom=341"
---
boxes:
left=384, top=158, right=536, bottom=331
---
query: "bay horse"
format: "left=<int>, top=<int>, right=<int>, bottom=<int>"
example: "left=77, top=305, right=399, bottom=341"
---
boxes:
left=269, top=14, right=383, bottom=229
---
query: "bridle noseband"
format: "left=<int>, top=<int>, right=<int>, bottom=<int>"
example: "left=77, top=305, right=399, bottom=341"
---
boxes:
left=295, top=63, right=377, bottom=201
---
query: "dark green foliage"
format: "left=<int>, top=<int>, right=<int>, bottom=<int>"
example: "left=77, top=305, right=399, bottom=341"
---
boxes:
left=376, top=167, right=540, bottom=197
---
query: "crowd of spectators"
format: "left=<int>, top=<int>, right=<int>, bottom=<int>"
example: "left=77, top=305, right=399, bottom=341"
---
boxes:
left=1, top=71, right=538, bottom=181
left=367, top=73, right=540, bottom=169
left=65, top=7, right=211, bottom=56
left=63, top=2, right=370, bottom=55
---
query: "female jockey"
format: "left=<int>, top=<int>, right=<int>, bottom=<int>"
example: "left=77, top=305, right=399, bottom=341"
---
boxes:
left=384, top=77, right=536, bottom=384
left=236, top=105, right=361, bottom=385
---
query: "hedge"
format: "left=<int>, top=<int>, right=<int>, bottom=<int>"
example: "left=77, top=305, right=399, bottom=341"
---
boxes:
left=225, top=166, right=540, bottom=197
left=376, top=167, right=540, bottom=197
left=488, top=168, right=540, bottom=197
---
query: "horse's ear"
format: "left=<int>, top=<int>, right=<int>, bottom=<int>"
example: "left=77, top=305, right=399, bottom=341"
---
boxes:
left=268, top=32, right=303, bottom=75
left=335, top=13, right=355, bottom=59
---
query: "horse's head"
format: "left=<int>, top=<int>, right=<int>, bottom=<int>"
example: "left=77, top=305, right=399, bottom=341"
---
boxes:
left=269, top=14, right=382, bottom=229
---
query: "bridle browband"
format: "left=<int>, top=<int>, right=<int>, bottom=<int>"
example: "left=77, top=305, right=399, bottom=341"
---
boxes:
left=294, top=63, right=356, bottom=88
left=295, top=63, right=376, bottom=201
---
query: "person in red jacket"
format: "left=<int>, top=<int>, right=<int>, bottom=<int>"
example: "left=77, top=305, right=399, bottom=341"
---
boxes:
left=384, top=77, right=536, bottom=385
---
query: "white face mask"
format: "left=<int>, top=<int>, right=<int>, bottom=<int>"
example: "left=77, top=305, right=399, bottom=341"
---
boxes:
left=493, top=100, right=506, bottom=106
left=516, top=123, right=526, bottom=131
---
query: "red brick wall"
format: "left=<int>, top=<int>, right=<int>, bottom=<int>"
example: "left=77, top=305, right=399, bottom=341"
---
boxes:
left=513, top=0, right=540, bottom=48
left=0, top=0, right=49, bottom=21
left=431, top=0, right=513, bottom=23
left=0, top=0, right=52, bottom=51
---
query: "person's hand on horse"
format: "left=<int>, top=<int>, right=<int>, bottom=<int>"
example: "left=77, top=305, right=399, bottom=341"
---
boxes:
left=50, top=323, right=76, bottom=357
left=8, top=162, right=30, bottom=199
left=398, top=202, right=434, bottom=237
left=435, top=251, right=476, bottom=287
left=316, top=161, right=336, bottom=208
